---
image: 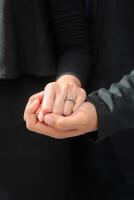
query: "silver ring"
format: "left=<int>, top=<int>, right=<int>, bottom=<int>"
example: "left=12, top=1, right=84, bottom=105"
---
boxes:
left=65, top=97, right=76, bottom=105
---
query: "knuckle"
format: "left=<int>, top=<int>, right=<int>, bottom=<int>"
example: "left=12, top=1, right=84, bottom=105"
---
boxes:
left=63, top=82, right=75, bottom=89
left=80, top=88, right=86, bottom=95
left=61, top=82, right=68, bottom=91
left=68, top=83, right=76, bottom=91
left=44, top=82, right=56, bottom=90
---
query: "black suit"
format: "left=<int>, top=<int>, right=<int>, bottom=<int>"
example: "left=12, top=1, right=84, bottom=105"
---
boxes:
left=73, top=0, right=134, bottom=199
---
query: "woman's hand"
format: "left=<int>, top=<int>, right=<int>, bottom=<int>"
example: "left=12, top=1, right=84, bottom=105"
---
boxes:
left=24, top=96, right=98, bottom=139
left=38, top=75, right=86, bottom=121
left=23, top=91, right=43, bottom=122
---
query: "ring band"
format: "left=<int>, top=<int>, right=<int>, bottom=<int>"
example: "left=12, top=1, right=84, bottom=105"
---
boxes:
left=65, top=97, right=76, bottom=105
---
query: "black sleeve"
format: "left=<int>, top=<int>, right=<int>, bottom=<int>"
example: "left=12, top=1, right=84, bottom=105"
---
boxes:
left=86, top=70, right=134, bottom=142
left=49, top=0, right=91, bottom=86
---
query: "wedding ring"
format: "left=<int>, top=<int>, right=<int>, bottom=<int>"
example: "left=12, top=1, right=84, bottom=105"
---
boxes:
left=65, top=97, right=76, bottom=105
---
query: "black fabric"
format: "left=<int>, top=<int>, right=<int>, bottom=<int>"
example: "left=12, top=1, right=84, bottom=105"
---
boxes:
left=0, top=75, right=73, bottom=200
left=72, top=135, right=126, bottom=200
left=0, top=1, right=91, bottom=199
left=0, top=0, right=90, bottom=85
left=0, top=184, right=10, bottom=200
left=86, top=70, right=134, bottom=141
left=71, top=1, right=134, bottom=197
left=83, top=0, right=134, bottom=185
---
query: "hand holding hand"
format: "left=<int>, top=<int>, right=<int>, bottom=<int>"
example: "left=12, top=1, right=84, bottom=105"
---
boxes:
left=37, top=75, right=86, bottom=121
left=24, top=75, right=97, bottom=139
left=24, top=96, right=98, bottom=139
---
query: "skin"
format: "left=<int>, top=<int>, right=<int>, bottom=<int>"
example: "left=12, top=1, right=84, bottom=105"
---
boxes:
left=37, top=75, right=86, bottom=121
left=23, top=81, right=98, bottom=139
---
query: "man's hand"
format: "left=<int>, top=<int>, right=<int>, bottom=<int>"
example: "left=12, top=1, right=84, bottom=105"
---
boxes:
left=43, top=101, right=98, bottom=138
left=24, top=96, right=98, bottom=139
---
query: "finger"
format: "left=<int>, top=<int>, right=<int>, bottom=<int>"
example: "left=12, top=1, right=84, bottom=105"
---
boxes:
left=63, top=100, right=74, bottom=116
left=25, top=111, right=83, bottom=139
left=44, top=113, right=81, bottom=131
left=63, top=85, right=76, bottom=116
left=35, top=106, right=42, bottom=119
left=36, top=107, right=48, bottom=123
left=34, top=124, right=82, bottom=139
left=24, top=99, right=40, bottom=121
left=42, top=82, right=56, bottom=113
left=34, top=91, right=44, bottom=102
left=38, top=83, right=56, bottom=121
left=27, top=120, right=81, bottom=139
left=23, top=91, right=43, bottom=120
left=26, top=112, right=38, bottom=130
left=52, top=83, right=68, bottom=115
left=73, top=88, right=86, bottom=112
left=28, top=91, right=44, bottom=105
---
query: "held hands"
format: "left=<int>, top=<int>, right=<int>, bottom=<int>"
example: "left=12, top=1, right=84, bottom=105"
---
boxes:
left=37, top=76, right=86, bottom=121
left=23, top=75, right=98, bottom=139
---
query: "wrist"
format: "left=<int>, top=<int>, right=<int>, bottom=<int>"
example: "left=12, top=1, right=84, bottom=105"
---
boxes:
left=56, top=74, right=81, bottom=87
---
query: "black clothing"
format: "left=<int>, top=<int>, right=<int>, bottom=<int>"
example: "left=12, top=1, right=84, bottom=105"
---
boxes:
left=0, top=75, right=73, bottom=200
left=84, top=0, right=134, bottom=186
left=0, top=0, right=90, bottom=199
left=0, top=0, right=90, bottom=85
left=73, top=1, right=134, bottom=199
left=0, top=184, right=10, bottom=200
left=87, top=70, right=134, bottom=141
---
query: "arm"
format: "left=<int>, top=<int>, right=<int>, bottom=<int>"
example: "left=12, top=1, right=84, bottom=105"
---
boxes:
left=86, top=70, right=134, bottom=142
left=49, top=0, right=91, bottom=86
left=24, top=0, right=91, bottom=134
left=37, top=0, right=91, bottom=120
left=24, top=70, right=134, bottom=139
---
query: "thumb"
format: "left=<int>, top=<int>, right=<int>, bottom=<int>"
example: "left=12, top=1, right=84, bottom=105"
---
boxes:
left=44, top=113, right=80, bottom=131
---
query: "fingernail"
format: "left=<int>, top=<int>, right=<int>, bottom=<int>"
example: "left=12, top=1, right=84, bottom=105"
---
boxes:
left=44, top=115, right=54, bottom=125
left=38, top=111, right=44, bottom=122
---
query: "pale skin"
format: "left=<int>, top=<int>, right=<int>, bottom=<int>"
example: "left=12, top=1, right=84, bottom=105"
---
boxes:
left=38, top=75, right=86, bottom=121
left=23, top=75, right=98, bottom=139
left=24, top=75, right=81, bottom=118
